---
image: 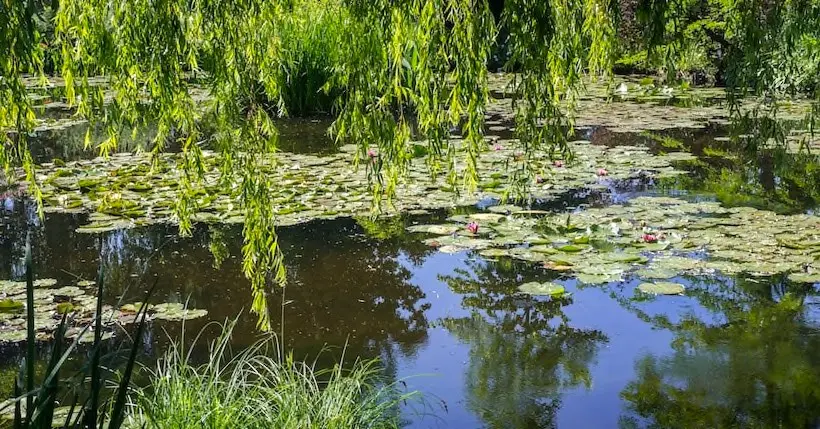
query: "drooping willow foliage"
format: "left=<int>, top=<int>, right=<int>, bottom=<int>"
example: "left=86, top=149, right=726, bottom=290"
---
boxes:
left=1, top=0, right=818, bottom=330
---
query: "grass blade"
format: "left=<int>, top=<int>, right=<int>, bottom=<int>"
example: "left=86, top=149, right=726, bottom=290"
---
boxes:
left=31, top=314, right=67, bottom=427
left=86, top=266, right=105, bottom=429
left=107, top=279, right=157, bottom=429
left=24, top=232, right=35, bottom=426
left=13, top=370, right=22, bottom=429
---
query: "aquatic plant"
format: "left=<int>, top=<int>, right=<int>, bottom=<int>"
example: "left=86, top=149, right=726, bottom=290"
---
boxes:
left=0, top=235, right=146, bottom=428
left=124, top=320, right=416, bottom=429
left=2, top=0, right=818, bottom=331
left=407, top=195, right=820, bottom=286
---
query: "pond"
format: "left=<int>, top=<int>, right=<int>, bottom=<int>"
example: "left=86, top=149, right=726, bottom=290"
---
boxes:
left=1, top=80, right=819, bottom=427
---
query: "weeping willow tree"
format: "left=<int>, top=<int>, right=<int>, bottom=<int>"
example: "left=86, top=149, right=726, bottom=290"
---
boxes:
left=1, top=0, right=818, bottom=330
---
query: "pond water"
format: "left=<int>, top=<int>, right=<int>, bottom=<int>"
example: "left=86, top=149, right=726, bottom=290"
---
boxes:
left=2, top=84, right=820, bottom=427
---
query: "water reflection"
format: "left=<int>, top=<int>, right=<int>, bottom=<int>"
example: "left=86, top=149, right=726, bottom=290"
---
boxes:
left=618, top=274, right=820, bottom=428
left=2, top=117, right=820, bottom=427
left=439, top=258, right=607, bottom=427
left=0, top=208, right=434, bottom=362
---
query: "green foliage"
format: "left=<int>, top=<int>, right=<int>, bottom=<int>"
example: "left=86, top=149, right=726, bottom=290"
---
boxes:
left=274, top=0, right=349, bottom=116
left=627, top=0, right=820, bottom=98
left=619, top=275, right=820, bottom=429
left=0, top=235, right=147, bottom=428
left=125, top=320, right=414, bottom=429
left=2, top=0, right=817, bottom=331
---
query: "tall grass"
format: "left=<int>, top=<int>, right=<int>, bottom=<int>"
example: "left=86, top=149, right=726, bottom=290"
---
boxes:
left=125, top=321, right=415, bottom=429
left=0, top=233, right=149, bottom=429
left=271, top=0, right=349, bottom=117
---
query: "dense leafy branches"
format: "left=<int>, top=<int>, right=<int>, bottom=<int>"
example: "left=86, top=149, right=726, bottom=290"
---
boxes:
left=1, top=0, right=817, bottom=330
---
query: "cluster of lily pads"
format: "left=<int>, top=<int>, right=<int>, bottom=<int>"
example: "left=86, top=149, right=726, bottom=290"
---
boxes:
left=485, top=74, right=813, bottom=135
left=24, top=137, right=695, bottom=233
left=0, top=278, right=207, bottom=343
left=407, top=195, right=820, bottom=297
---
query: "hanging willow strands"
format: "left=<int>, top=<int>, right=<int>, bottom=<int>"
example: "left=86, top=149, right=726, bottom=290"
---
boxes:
left=1, top=0, right=818, bottom=330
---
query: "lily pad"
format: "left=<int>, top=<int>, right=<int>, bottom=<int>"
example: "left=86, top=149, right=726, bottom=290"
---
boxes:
left=33, top=279, right=58, bottom=287
left=635, top=268, right=677, bottom=280
left=556, top=244, right=587, bottom=253
left=468, top=213, right=506, bottom=223
left=0, top=300, right=24, bottom=313
left=0, top=330, right=26, bottom=342
left=152, top=303, right=208, bottom=321
left=56, top=302, right=76, bottom=314
left=637, top=282, right=685, bottom=295
left=478, top=248, right=510, bottom=258
left=576, top=272, right=623, bottom=284
left=517, top=282, right=566, bottom=297
left=406, top=224, right=459, bottom=235
left=787, top=272, right=820, bottom=284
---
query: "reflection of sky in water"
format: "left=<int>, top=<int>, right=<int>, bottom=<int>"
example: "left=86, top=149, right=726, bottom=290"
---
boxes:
left=391, top=249, right=712, bottom=427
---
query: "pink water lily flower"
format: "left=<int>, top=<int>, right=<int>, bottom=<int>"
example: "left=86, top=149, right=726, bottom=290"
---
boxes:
left=553, top=160, right=564, bottom=167
left=466, top=222, right=479, bottom=234
left=596, top=168, right=608, bottom=176
left=493, top=144, right=503, bottom=151
left=367, top=148, right=377, bottom=158
left=642, top=233, right=658, bottom=243
left=535, top=175, right=545, bottom=184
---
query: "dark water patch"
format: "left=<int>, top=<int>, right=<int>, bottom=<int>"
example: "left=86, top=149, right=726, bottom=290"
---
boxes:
left=274, top=117, right=337, bottom=154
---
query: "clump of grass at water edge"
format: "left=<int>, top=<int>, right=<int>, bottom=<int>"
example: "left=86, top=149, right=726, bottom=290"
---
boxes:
left=124, top=320, right=418, bottom=429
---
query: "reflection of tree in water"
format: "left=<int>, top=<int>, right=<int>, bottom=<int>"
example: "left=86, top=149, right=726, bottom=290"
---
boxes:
left=0, top=209, right=435, bottom=370
left=654, top=120, right=820, bottom=214
left=618, top=275, right=820, bottom=428
left=273, top=217, right=434, bottom=359
left=440, top=258, right=608, bottom=428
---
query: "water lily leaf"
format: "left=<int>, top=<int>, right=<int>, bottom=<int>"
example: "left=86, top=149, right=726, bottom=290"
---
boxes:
left=576, top=273, right=622, bottom=284
left=509, top=249, right=548, bottom=262
left=600, top=253, right=645, bottom=263
left=120, top=302, right=153, bottom=313
left=0, top=281, right=26, bottom=295
left=406, top=224, right=459, bottom=235
left=548, top=255, right=576, bottom=266
left=635, top=268, right=677, bottom=280
left=56, top=302, right=76, bottom=314
left=478, top=248, right=510, bottom=258
left=529, top=245, right=558, bottom=254
left=33, top=278, right=58, bottom=287
left=633, top=242, right=671, bottom=251
left=53, top=286, right=84, bottom=298
left=653, top=256, right=702, bottom=271
left=556, top=244, right=587, bottom=253
left=517, top=282, right=566, bottom=296
left=152, top=303, right=208, bottom=321
left=438, top=245, right=465, bottom=254
left=787, top=272, right=820, bottom=284
left=488, top=205, right=523, bottom=214
left=468, top=213, right=506, bottom=223
left=0, top=300, right=24, bottom=313
left=637, top=282, right=685, bottom=295
left=0, top=330, right=26, bottom=342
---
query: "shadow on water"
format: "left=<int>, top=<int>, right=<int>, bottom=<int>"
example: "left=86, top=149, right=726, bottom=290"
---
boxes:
left=1, top=118, right=820, bottom=427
